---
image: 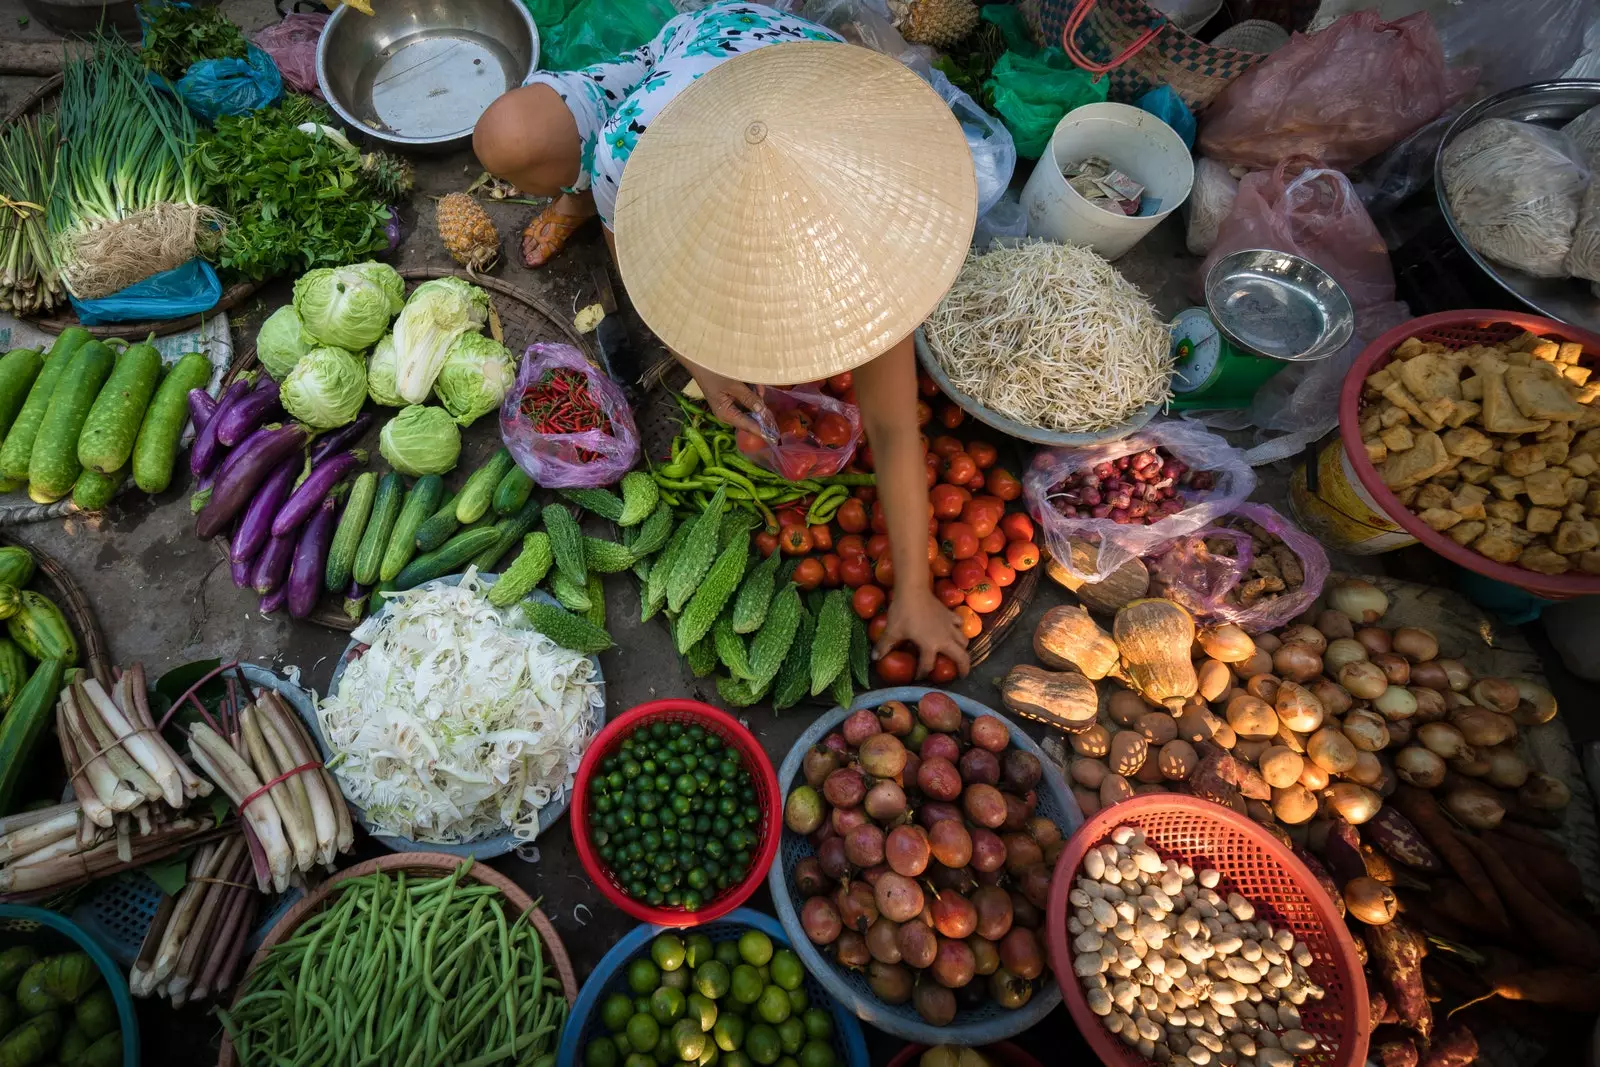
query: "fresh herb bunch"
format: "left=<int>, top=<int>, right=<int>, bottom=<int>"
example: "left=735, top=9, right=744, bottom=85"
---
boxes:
left=190, top=95, right=399, bottom=281
left=139, top=1, right=249, bottom=81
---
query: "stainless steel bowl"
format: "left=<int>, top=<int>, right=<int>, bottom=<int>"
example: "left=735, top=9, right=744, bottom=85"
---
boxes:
left=316, top=0, right=540, bottom=151
left=1435, top=80, right=1600, bottom=332
left=1203, top=248, right=1354, bottom=363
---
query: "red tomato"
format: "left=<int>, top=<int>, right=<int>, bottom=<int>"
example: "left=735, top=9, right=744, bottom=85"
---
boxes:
left=736, top=429, right=766, bottom=454
left=966, top=581, right=1002, bottom=613
left=930, top=435, right=963, bottom=460
left=927, top=535, right=941, bottom=563
left=836, top=534, right=867, bottom=560
left=939, top=404, right=965, bottom=429
left=917, top=373, right=940, bottom=397
left=939, top=522, right=978, bottom=561
left=929, top=553, right=953, bottom=578
left=777, top=505, right=807, bottom=529
left=933, top=579, right=965, bottom=609
left=987, top=557, right=1016, bottom=588
left=954, top=605, right=983, bottom=639
left=943, top=452, right=978, bottom=487
left=814, top=413, right=853, bottom=448
left=979, top=529, right=1007, bottom=555
left=923, top=464, right=939, bottom=488
left=1006, top=539, right=1040, bottom=571
left=793, top=558, right=824, bottom=590
left=840, top=556, right=873, bottom=588
left=876, top=650, right=917, bottom=685
left=755, top=531, right=779, bottom=558
left=776, top=409, right=812, bottom=439
left=852, top=486, right=876, bottom=504
left=874, top=556, right=895, bottom=587
left=1001, top=512, right=1035, bottom=543
left=929, top=484, right=970, bottom=520
left=972, top=494, right=1006, bottom=513
left=960, top=498, right=999, bottom=539
left=779, top=524, right=813, bottom=556
left=966, top=471, right=988, bottom=492
left=840, top=388, right=857, bottom=406
left=826, top=371, right=854, bottom=394
left=871, top=500, right=888, bottom=534
left=835, top=499, right=868, bottom=534
left=951, top=557, right=987, bottom=592
left=809, top=524, right=833, bottom=552
left=820, top=553, right=842, bottom=588
left=867, top=614, right=889, bottom=643
left=856, top=445, right=874, bottom=471
left=929, top=512, right=941, bottom=537
left=853, top=584, right=887, bottom=619
left=915, top=400, right=933, bottom=427
left=866, top=534, right=890, bottom=561
left=966, top=441, right=998, bottom=469
left=986, top=467, right=1022, bottom=501
left=929, top=655, right=958, bottom=684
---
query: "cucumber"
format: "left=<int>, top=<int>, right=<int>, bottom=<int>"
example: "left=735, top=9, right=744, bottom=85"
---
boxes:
left=326, top=471, right=377, bottom=592
left=492, top=465, right=535, bottom=516
left=378, top=475, right=443, bottom=582
left=470, top=498, right=542, bottom=571
left=0, top=330, right=87, bottom=483
left=0, top=350, right=43, bottom=445
left=131, top=351, right=212, bottom=494
left=27, top=340, right=116, bottom=503
left=354, top=472, right=404, bottom=587
left=0, top=658, right=66, bottom=815
left=71, top=466, right=125, bottom=512
left=78, top=342, right=162, bottom=474
left=413, top=490, right=464, bottom=554
left=391, top=526, right=501, bottom=591
left=455, top=449, right=513, bottom=525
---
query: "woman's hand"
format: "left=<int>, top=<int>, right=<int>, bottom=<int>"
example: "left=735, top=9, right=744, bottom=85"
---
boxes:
left=679, top=356, right=766, bottom=437
left=874, top=585, right=971, bottom=679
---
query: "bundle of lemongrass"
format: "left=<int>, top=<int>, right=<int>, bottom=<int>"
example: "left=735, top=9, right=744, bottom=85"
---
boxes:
left=0, top=800, right=224, bottom=897
left=0, top=113, right=62, bottom=315
left=130, top=835, right=259, bottom=1006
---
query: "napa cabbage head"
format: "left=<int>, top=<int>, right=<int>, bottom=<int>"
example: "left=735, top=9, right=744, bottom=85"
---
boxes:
left=391, top=277, right=489, bottom=404
left=434, top=332, right=514, bottom=426
left=281, top=345, right=368, bottom=429
left=292, top=261, right=404, bottom=350
left=366, top=333, right=405, bottom=407
left=379, top=405, right=461, bottom=475
left=256, top=305, right=316, bottom=380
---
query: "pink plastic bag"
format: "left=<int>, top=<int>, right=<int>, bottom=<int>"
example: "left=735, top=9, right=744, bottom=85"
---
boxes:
left=500, top=343, right=640, bottom=488
left=741, top=387, right=860, bottom=481
left=253, top=14, right=328, bottom=99
left=1148, top=504, right=1330, bottom=633
left=1023, top=421, right=1256, bottom=584
left=1198, top=11, right=1476, bottom=172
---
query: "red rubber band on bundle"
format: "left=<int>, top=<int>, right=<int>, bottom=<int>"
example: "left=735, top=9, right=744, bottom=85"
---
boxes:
left=237, top=760, right=321, bottom=813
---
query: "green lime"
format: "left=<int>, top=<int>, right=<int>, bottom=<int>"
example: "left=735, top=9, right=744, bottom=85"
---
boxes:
left=800, top=1010, right=831, bottom=1042
left=614, top=1032, right=633, bottom=1055
left=776, top=1018, right=805, bottom=1056
left=585, top=1036, right=619, bottom=1067
left=626, top=1013, right=661, bottom=1052
left=635, top=997, right=653, bottom=1017
left=673, top=1017, right=709, bottom=1061
left=650, top=986, right=686, bottom=1025
left=686, top=991, right=719, bottom=1032
left=694, top=960, right=731, bottom=1001
left=738, top=930, right=774, bottom=967
left=623, top=1055, right=654, bottom=1067
left=777, top=1060, right=799, bottom=1067
left=653, top=1026, right=675, bottom=1065
left=722, top=1054, right=753, bottom=1067
left=660, top=967, right=691, bottom=993
left=713, top=1012, right=746, bottom=1053
left=698, top=1047, right=721, bottom=1067
left=769, top=950, right=803, bottom=992
left=746, top=1023, right=782, bottom=1066
left=715, top=940, right=742, bottom=968
left=651, top=933, right=686, bottom=972
left=730, top=964, right=764, bottom=1006
left=628, top=958, right=661, bottom=996
left=686, top=934, right=716, bottom=968
left=757, top=965, right=770, bottom=984
left=755, top=985, right=791, bottom=1025
left=797, top=1041, right=835, bottom=1067
left=602, top=993, right=635, bottom=1032
left=785, top=988, right=808, bottom=1015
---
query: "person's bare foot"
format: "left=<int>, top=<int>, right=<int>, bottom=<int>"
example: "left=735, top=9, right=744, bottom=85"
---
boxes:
left=521, top=193, right=595, bottom=268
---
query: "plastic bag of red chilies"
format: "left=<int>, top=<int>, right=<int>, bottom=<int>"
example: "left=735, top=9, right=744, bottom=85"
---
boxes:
left=1023, top=421, right=1255, bottom=583
left=501, top=343, right=639, bottom=488
left=1147, top=502, right=1330, bottom=632
left=740, top=387, right=860, bottom=480
left=253, top=13, right=328, bottom=98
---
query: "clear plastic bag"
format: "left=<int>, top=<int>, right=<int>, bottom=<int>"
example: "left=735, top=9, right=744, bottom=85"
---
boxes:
left=1198, top=11, right=1476, bottom=172
left=742, top=387, right=860, bottom=480
left=903, top=55, right=1016, bottom=217
left=1435, top=0, right=1591, bottom=97
left=1023, top=421, right=1257, bottom=583
left=253, top=13, right=328, bottom=98
left=1184, top=157, right=1238, bottom=256
left=974, top=191, right=1028, bottom=250
left=1148, top=503, right=1330, bottom=633
left=499, top=343, right=640, bottom=488
left=68, top=258, right=223, bottom=326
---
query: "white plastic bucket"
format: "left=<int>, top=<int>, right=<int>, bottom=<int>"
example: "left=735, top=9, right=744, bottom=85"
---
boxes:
left=1021, top=102, right=1196, bottom=260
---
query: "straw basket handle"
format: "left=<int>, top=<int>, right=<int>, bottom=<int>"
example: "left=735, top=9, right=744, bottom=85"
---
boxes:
left=1061, top=0, right=1167, bottom=73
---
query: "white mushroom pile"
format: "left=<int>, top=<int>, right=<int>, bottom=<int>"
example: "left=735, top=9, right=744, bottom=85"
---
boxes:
left=1071, top=825, right=1330, bottom=1066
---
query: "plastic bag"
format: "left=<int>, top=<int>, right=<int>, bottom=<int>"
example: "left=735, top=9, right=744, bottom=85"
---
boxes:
left=1184, top=157, right=1238, bottom=256
left=68, top=259, right=223, bottom=326
left=526, top=0, right=676, bottom=71
left=1199, top=11, right=1476, bottom=172
left=795, top=0, right=908, bottom=55
left=903, top=55, right=1015, bottom=216
left=1147, top=503, right=1330, bottom=633
left=1138, top=86, right=1194, bottom=149
left=1565, top=106, right=1600, bottom=283
left=500, top=343, right=640, bottom=488
left=174, top=44, right=283, bottom=121
left=1022, top=421, right=1256, bottom=583
left=253, top=13, right=328, bottom=98
left=742, top=387, right=860, bottom=480
left=974, top=190, right=1027, bottom=249
left=1435, top=0, right=1591, bottom=97
left=1441, top=119, right=1590, bottom=280
left=984, top=48, right=1108, bottom=160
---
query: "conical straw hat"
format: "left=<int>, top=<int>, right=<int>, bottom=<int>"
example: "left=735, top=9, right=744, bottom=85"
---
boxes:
left=614, top=41, right=978, bottom=385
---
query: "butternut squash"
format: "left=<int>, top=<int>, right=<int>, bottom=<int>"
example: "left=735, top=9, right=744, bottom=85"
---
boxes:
left=1033, top=605, right=1121, bottom=681
left=1044, top=540, right=1149, bottom=614
left=1112, top=598, right=1198, bottom=711
left=998, top=665, right=1098, bottom=732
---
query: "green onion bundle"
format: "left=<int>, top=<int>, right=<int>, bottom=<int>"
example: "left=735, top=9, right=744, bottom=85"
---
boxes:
left=0, top=112, right=62, bottom=315
left=50, top=33, right=221, bottom=300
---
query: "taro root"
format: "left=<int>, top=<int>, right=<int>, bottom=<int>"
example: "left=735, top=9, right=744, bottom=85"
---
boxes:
left=918, top=692, right=963, bottom=732
left=842, top=706, right=883, bottom=746
left=859, top=733, right=908, bottom=778
left=897, top=919, right=938, bottom=969
left=886, top=824, right=931, bottom=877
left=823, top=767, right=867, bottom=808
left=873, top=871, right=925, bottom=923
left=928, top=819, right=974, bottom=868
left=918, top=757, right=963, bottom=801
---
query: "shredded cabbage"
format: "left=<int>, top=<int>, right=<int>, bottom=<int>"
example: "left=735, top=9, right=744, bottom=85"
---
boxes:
left=317, top=569, right=602, bottom=844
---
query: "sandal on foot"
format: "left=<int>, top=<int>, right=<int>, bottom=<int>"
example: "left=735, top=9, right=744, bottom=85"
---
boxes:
left=521, top=204, right=591, bottom=268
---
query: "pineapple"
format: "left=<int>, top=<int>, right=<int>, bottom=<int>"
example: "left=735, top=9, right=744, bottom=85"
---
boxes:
left=888, top=0, right=979, bottom=47
left=360, top=152, right=415, bottom=202
left=436, top=192, right=500, bottom=274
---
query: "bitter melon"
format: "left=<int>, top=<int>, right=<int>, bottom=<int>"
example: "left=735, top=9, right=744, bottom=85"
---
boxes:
left=749, top=583, right=802, bottom=694
left=542, top=503, right=587, bottom=586
left=486, top=532, right=553, bottom=607
left=713, top=615, right=753, bottom=680
left=665, top=487, right=726, bottom=613
left=675, top=529, right=748, bottom=653
left=617, top=471, right=659, bottom=526
left=521, top=602, right=612, bottom=652
left=809, top=589, right=852, bottom=697
left=550, top=570, right=592, bottom=613
left=771, top=605, right=814, bottom=711
left=558, top=486, right=624, bottom=522
left=582, top=537, right=636, bottom=574
left=731, top=549, right=782, bottom=635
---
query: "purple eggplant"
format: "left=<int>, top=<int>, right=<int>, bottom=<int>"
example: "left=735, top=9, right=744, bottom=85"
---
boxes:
left=196, top=423, right=312, bottom=540
left=188, top=389, right=219, bottom=433
left=191, top=378, right=254, bottom=477
left=231, top=555, right=253, bottom=588
left=271, top=449, right=365, bottom=538
left=259, top=587, right=287, bottom=614
left=231, top=457, right=300, bottom=564
left=342, top=579, right=369, bottom=622
left=215, top=379, right=281, bottom=447
left=287, top=495, right=339, bottom=618
left=251, top=533, right=296, bottom=596
left=308, top=412, right=375, bottom=467
left=383, top=209, right=402, bottom=254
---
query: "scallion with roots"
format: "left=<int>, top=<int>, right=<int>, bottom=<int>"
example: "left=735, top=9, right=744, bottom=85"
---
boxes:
left=0, top=112, right=61, bottom=315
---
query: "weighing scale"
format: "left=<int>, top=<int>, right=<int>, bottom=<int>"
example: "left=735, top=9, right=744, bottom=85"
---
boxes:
left=1168, top=307, right=1293, bottom=410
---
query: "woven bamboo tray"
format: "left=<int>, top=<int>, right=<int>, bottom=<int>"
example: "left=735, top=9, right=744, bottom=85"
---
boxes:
left=0, top=530, right=112, bottom=689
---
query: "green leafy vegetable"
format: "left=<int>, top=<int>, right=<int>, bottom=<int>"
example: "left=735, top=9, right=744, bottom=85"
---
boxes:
left=292, top=261, right=402, bottom=350
left=379, top=405, right=461, bottom=475
left=366, top=333, right=405, bottom=407
left=280, top=346, right=367, bottom=429
left=139, top=1, right=248, bottom=81
left=255, top=305, right=316, bottom=380
left=434, top=332, right=513, bottom=426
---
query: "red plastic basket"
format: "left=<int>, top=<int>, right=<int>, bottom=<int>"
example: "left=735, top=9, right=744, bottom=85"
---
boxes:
left=1338, top=309, right=1600, bottom=598
left=570, top=699, right=781, bottom=927
left=1047, top=794, right=1367, bottom=1067
left=885, top=1043, right=1045, bottom=1067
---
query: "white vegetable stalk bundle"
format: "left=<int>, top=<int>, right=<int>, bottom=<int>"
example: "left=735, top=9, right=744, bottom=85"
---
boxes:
left=0, top=800, right=223, bottom=897
left=130, top=835, right=261, bottom=1006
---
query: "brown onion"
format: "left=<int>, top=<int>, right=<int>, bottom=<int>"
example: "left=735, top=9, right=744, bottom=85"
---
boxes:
left=1394, top=746, right=1446, bottom=788
left=1196, top=659, right=1232, bottom=703
left=1408, top=661, right=1449, bottom=691
left=1329, top=579, right=1389, bottom=624
left=1245, top=672, right=1281, bottom=704
left=1308, top=678, right=1352, bottom=718
left=1274, top=644, right=1324, bottom=683
left=1443, top=782, right=1505, bottom=830
left=1451, top=706, right=1516, bottom=748
left=1307, top=728, right=1358, bottom=774
left=1234, top=648, right=1275, bottom=680
left=1342, top=709, right=1391, bottom=753
left=1418, top=722, right=1470, bottom=761
left=1326, top=782, right=1382, bottom=824
left=1322, top=638, right=1369, bottom=676
left=1409, top=687, right=1447, bottom=722
left=1278, top=624, right=1328, bottom=655
left=1272, top=784, right=1318, bottom=824
left=1254, top=632, right=1282, bottom=653
left=1484, top=746, right=1530, bottom=789
left=1373, top=685, right=1418, bottom=722
left=1346, top=750, right=1384, bottom=786
left=1298, top=761, right=1330, bottom=790
left=1315, top=609, right=1356, bottom=642
left=1354, top=627, right=1393, bottom=656
left=1511, top=679, right=1558, bottom=726
left=1469, top=678, right=1519, bottom=715
left=1450, top=749, right=1491, bottom=778
left=1275, top=680, right=1325, bottom=733
left=1392, top=627, right=1440, bottom=664
left=1371, top=652, right=1411, bottom=686
left=1338, top=660, right=1389, bottom=700
left=1387, top=718, right=1414, bottom=746
left=1198, top=624, right=1256, bottom=663
left=1520, top=772, right=1572, bottom=811
left=1345, top=876, right=1399, bottom=924
left=1437, top=659, right=1471, bottom=692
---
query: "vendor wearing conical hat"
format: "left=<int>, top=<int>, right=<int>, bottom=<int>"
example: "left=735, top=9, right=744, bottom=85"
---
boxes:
left=474, top=4, right=978, bottom=677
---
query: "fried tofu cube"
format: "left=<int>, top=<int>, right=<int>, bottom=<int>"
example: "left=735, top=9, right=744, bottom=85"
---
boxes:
left=1474, top=529, right=1524, bottom=564
left=1503, top=445, right=1548, bottom=477
left=1380, top=431, right=1453, bottom=490
left=1562, top=364, right=1593, bottom=387
left=1451, top=484, right=1489, bottom=519
left=1419, top=508, right=1462, bottom=531
left=1578, top=550, right=1600, bottom=575
left=1458, top=461, right=1494, bottom=485
left=1581, top=383, right=1600, bottom=406
left=1540, top=440, right=1572, bottom=465
left=1586, top=489, right=1600, bottom=514
left=1434, top=469, right=1461, bottom=489
left=1445, top=400, right=1482, bottom=428
left=1461, top=375, right=1485, bottom=402
left=1381, top=425, right=1415, bottom=452
left=1365, top=366, right=1398, bottom=392
left=1538, top=422, right=1575, bottom=444
left=1531, top=341, right=1561, bottom=362
left=1509, top=331, right=1545, bottom=352
left=1558, top=342, right=1584, bottom=365
left=1360, top=413, right=1383, bottom=438
left=1576, top=429, right=1600, bottom=456
left=1568, top=503, right=1588, bottom=521
left=1379, top=402, right=1411, bottom=428
left=1579, top=402, right=1600, bottom=429
left=1490, top=475, right=1525, bottom=501
left=1415, top=484, right=1453, bottom=511
left=1519, top=545, right=1571, bottom=574
left=1400, top=354, right=1463, bottom=402
left=1421, top=396, right=1458, bottom=428
left=1448, top=520, right=1486, bottom=546
left=1482, top=369, right=1549, bottom=433
left=1441, top=427, right=1493, bottom=458
left=1567, top=476, right=1590, bottom=503
left=1394, top=337, right=1425, bottom=358
left=1567, top=452, right=1598, bottom=477
left=1383, top=383, right=1442, bottom=430
left=1364, top=438, right=1387, bottom=465
left=1527, top=506, right=1562, bottom=534
left=1525, top=468, right=1570, bottom=507
left=1479, top=448, right=1504, bottom=467
left=1487, top=499, right=1527, bottom=523
left=1554, top=520, right=1600, bottom=554
left=1395, top=486, right=1420, bottom=507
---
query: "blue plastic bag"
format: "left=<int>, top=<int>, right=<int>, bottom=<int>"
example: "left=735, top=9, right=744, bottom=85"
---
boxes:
left=69, top=260, right=223, bottom=326
left=1139, top=86, right=1195, bottom=149
left=174, top=45, right=283, bottom=122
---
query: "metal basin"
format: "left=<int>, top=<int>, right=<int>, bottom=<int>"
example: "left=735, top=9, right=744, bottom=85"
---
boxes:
left=317, top=0, right=540, bottom=150
left=1204, top=248, right=1354, bottom=363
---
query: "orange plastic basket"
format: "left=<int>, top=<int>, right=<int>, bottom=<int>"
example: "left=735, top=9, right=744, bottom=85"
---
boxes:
left=1046, top=794, right=1368, bottom=1067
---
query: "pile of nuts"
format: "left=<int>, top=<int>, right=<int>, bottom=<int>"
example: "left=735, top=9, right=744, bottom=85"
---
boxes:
left=1071, top=825, right=1330, bottom=1067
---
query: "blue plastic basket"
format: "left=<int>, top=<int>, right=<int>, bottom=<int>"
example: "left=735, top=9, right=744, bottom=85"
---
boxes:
left=556, top=907, right=870, bottom=1067
left=767, top=687, right=1082, bottom=1045
left=0, top=905, right=140, bottom=1067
